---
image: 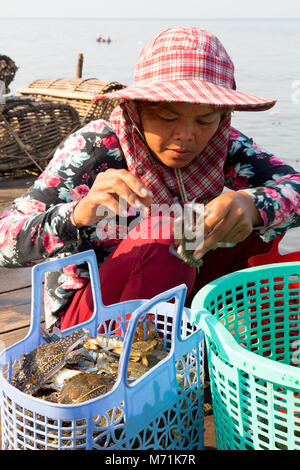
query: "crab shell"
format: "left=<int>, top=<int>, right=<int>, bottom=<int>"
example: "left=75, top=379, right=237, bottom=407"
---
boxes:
left=173, top=206, right=204, bottom=268
left=100, top=359, right=150, bottom=381
left=11, top=329, right=89, bottom=394
left=176, top=240, right=204, bottom=268
left=112, top=339, right=159, bottom=366
left=83, top=336, right=155, bottom=366
left=57, top=371, right=116, bottom=404
left=83, top=335, right=123, bottom=352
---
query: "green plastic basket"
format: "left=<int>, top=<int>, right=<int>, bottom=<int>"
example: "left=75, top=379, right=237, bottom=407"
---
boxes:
left=191, top=262, right=300, bottom=450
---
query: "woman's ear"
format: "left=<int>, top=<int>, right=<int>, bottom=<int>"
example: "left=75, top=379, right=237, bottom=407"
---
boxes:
left=223, top=106, right=234, bottom=116
left=219, top=107, right=234, bottom=124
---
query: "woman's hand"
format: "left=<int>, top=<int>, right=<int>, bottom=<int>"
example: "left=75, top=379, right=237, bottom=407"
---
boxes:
left=193, top=190, right=262, bottom=259
left=72, top=169, right=153, bottom=227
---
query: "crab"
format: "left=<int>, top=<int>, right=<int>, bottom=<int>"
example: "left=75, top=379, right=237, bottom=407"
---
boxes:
left=172, top=202, right=236, bottom=267
left=124, top=339, right=160, bottom=366
left=55, top=371, right=116, bottom=404
left=84, top=320, right=164, bottom=367
left=85, top=335, right=160, bottom=367
left=172, top=203, right=204, bottom=268
left=42, top=367, right=82, bottom=391
left=146, top=350, right=169, bottom=368
left=87, top=349, right=149, bottom=381
left=11, top=329, right=89, bottom=394
left=42, top=360, right=150, bottom=404
left=95, top=348, right=169, bottom=381
left=101, top=357, right=150, bottom=381
left=11, top=321, right=169, bottom=403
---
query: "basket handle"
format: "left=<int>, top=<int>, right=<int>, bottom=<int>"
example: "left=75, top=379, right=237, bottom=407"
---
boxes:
left=194, top=310, right=240, bottom=365
left=28, top=250, right=105, bottom=341
left=194, top=309, right=300, bottom=388
left=117, top=284, right=187, bottom=386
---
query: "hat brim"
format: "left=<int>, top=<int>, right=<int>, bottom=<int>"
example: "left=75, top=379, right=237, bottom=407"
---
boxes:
left=93, top=80, right=276, bottom=112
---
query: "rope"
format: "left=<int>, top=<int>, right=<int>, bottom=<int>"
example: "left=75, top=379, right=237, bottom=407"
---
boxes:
left=38, top=352, right=65, bottom=372
left=72, top=384, right=107, bottom=404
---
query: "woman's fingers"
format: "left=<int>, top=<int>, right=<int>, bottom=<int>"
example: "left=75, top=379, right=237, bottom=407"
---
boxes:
left=202, top=203, right=231, bottom=236
left=194, top=214, right=237, bottom=257
left=94, top=193, right=128, bottom=218
left=193, top=192, right=255, bottom=259
left=98, top=169, right=153, bottom=208
left=72, top=169, right=154, bottom=227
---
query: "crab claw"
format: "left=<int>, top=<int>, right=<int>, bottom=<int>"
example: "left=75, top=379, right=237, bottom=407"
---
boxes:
left=141, top=357, right=149, bottom=367
left=83, top=337, right=101, bottom=351
left=112, top=346, right=123, bottom=356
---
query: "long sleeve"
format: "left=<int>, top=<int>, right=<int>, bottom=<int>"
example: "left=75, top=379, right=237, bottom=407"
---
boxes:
left=224, top=127, right=300, bottom=242
left=0, top=120, right=126, bottom=267
left=0, top=120, right=127, bottom=327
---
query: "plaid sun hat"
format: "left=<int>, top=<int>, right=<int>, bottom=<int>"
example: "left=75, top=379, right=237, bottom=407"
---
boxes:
left=94, top=27, right=276, bottom=111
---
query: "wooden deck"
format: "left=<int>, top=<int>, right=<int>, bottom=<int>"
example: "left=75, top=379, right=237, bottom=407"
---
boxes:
left=0, top=176, right=217, bottom=450
left=0, top=176, right=36, bottom=347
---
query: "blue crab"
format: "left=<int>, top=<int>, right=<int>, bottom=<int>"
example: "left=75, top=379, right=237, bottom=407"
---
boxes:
left=84, top=320, right=164, bottom=367
left=48, top=371, right=116, bottom=404
left=11, top=329, right=90, bottom=394
left=95, top=352, right=150, bottom=380
left=84, top=334, right=161, bottom=367
left=11, top=321, right=168, bottom=403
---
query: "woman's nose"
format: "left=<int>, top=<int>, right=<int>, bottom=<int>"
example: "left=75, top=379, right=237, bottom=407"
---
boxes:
left=173, top=120, right=195, bottom=141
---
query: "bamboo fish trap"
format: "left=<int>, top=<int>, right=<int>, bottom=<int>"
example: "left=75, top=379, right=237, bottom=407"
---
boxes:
left=17, top=78, right=126, bottom=124
left=0, top=55, right=18, bottom=93
left=0, top=97, right=81, bottom=174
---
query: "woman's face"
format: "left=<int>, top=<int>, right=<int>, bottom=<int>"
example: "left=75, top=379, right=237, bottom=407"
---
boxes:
left=139, top=102, right=225, bottom=168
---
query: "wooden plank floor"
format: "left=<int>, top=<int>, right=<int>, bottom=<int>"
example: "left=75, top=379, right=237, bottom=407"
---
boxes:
left=0, top=176, right=35, bottom=347
left=0, top=175, right=217, bottom=451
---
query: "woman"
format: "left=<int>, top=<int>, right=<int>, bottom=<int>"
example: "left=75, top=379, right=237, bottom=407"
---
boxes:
left=0, top=27, right=299, bottom=330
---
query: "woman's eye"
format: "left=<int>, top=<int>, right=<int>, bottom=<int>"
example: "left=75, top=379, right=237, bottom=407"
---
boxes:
left=159, top=116, right=177, bottom=122
left=197, top=120, right=214, bottom=126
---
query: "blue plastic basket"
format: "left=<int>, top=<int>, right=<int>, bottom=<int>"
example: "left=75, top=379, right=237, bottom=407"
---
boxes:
left=191, top=262, right=300, bottom=450
left=0, top=250, right=204, bottom=450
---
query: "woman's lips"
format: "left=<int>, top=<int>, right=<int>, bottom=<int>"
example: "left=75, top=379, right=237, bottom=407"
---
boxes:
left=166, top=148, right=193, bottom=158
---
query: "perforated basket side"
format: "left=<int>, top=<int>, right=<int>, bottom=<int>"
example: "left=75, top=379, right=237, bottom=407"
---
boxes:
left=191, top=262, right=300, bottom=450
left=0, top=251, right=205, bottom=450
left=0, top=305, right=204, bottom=450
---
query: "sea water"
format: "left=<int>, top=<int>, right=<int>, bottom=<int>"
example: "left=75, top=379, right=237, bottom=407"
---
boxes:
left=0, top=17, right=299, bottom=169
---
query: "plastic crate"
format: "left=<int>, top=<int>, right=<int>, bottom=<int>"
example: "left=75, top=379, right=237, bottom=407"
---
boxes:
left=191, top=262, right=300, bottom=450
left=0, top=250, right=204, bottom=450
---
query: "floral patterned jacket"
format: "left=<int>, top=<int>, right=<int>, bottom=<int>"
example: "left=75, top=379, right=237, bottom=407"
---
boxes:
left=0, top=120, right=299, bottom=327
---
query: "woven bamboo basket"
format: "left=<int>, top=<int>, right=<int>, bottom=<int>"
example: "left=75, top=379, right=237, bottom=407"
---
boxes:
left=17, top=78, right=126, bottom=124
left=0, top=55, right=18, bottom=93
left=0, top=97, right=81, bottom=174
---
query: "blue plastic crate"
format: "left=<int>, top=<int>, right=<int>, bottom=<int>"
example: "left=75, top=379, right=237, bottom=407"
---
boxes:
left=0, top=250, right=204, bottom=450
